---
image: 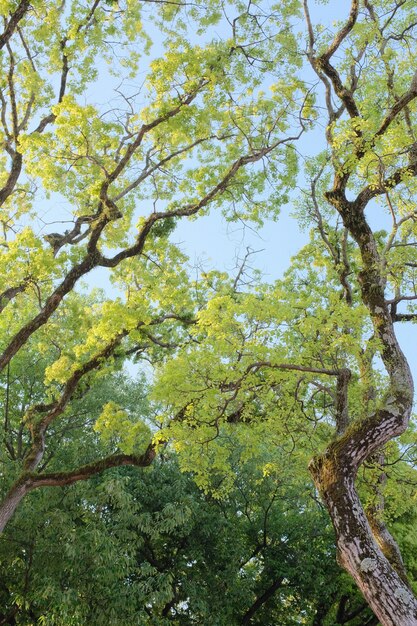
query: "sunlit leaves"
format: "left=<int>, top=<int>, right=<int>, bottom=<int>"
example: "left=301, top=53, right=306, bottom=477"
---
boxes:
left=94, top=400, right=151, bottom=454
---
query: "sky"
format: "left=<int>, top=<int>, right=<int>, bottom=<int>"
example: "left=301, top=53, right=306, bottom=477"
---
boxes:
left=38, top=1, right=417, bottom=393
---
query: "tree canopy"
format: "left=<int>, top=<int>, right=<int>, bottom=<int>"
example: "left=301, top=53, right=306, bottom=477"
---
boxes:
left=1, top=0, right=417, bottom=624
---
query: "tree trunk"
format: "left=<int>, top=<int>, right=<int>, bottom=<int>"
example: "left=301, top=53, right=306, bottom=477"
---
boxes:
left=310, top=455, right=417, bottom=626
left=306, top=139, right=417, bottom=623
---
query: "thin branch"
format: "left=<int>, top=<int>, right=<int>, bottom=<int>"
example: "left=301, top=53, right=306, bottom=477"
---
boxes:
left=100, top=130, right=303, bottom=268
left=104, top=80, right=209, bottom=189
left=243, top=361, right=339, bottom=377
left=113, top=135, right=215, bottom=202
left=375, top=70, right=417, bottom=138
left=313, top=1, right=361, bottom=121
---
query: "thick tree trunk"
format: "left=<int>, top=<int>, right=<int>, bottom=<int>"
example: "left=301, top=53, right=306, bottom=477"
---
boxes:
left=309, top=305, right=417, bottom=625
left=302, top=3, right=417, bottom=620
left=310, top=456, right=417, bottom=626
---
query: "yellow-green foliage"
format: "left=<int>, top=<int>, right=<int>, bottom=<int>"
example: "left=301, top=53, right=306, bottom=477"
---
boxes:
left=94, top=401, right=151, bottom=455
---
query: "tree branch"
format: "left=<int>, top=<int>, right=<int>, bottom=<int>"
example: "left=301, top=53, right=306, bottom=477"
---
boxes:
left=241, top=577, right=284, bottom=625
left=100, top=131, right=303, bottom=268
left=27, top=444, right=156, bottom=489
left=320, top=0, right=359, bottom=63
left=375, top=70, right=417, bottom=138
left=335, top=368, right=351, bottom=436
left=0, top=0, right=30, bottom=51
left=0, top=280, right=28, bottom=314
left=314, top=1, right=361, bottom=121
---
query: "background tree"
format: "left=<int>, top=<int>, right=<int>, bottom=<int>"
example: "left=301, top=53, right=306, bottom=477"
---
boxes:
left=0, top=371, right=394, bottom=625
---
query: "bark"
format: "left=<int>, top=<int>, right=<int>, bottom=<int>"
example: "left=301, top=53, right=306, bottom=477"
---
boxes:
left=309, top=184, right=417, bottom=624
left=310, top=458, right=417, bottom=625
left=0, top=478, right=29, bottom=533
left=0, top=446, right=155, bottom=532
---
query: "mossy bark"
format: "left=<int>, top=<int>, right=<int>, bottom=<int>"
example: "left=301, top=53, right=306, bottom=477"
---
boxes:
left=310, top=453, right=417, bottom=626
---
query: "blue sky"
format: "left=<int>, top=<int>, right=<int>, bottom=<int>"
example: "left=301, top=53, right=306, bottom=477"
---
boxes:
left=65, top=1, right=417, bottom=393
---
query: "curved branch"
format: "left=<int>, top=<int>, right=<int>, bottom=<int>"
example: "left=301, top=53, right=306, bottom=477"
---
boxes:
left=100, top=131, right=303, bottom=268
left=27, top=445, right=156, bottom=489
left=307, top=1, right=361, bottom=121
left=0, top=280, right=28, bottom=314
left=0, top=248, right=102, bottom=374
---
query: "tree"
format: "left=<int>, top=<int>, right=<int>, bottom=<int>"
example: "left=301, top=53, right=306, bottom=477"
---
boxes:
left=302, top=2, right=417, bottom=622
left=0, top=0, right=303, bottom=531
left=1, top=1, right=417, bottom=624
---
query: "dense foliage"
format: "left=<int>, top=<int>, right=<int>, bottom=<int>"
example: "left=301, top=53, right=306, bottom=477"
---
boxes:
left=0, top=375, right=383, bottom=625
left=1, top=0, right=417, bottom=624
